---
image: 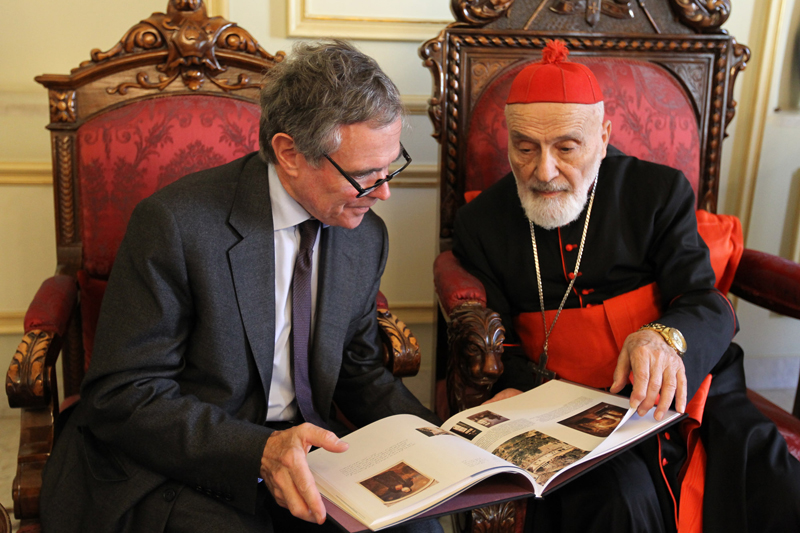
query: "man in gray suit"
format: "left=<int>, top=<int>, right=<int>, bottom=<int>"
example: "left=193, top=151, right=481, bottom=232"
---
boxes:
left=41, top=40, right=441, bottom=533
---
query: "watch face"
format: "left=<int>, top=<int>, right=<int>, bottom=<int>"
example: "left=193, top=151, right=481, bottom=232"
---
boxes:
left=670, top=329, right=686, bottom=351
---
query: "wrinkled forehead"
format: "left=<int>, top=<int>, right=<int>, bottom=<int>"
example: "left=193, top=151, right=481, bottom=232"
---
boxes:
left=504, top=101, right=604, bottom=131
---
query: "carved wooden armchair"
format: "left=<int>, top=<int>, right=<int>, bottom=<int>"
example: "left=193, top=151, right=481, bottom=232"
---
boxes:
left=421, top=0, right=800, bottom=530
left=4, top=1, right=421, bottom=528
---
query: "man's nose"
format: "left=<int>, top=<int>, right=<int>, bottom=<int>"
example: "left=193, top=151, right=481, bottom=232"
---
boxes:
left=368, top=181, right=391, bottom=201
left=535, top=151, right=559, bottom=182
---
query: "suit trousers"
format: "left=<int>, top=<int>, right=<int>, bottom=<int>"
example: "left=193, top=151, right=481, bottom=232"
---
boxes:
left=151, top=480, right=444, bottom=533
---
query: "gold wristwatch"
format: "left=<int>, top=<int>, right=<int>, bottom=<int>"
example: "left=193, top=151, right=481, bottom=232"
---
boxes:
left=639, top=323, right=687, bottom=357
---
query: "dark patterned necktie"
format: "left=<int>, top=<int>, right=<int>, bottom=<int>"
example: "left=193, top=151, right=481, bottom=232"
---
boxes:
left=291, top=219, right=326, bottom=428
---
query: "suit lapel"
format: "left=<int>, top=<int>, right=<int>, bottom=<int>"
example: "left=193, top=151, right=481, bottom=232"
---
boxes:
left=227, top=156, right=276, bottom=401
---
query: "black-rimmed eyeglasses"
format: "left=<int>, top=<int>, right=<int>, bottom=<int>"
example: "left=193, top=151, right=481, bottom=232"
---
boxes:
left=324, top=143, right=412, bottom=198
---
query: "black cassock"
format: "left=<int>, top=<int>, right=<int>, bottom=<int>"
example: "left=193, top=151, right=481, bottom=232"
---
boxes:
left=453, top=146, right=800, bottom=532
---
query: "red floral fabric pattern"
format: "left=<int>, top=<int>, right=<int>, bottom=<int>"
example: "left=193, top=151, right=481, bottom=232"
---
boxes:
left=78, top=95, right=261, bottom=277
left=465, top=58, right=700, bottom=198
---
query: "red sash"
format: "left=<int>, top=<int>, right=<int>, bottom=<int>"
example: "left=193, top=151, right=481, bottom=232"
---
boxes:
left=513, top=282, right=662, bottom=388
left=513, top=282, right=710, bottom=532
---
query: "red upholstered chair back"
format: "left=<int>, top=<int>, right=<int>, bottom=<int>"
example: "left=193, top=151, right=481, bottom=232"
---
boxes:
left=78, top=96, right=261, bottom=277
left=35, top=0, right=284, bottom=395
left=421, top=0, right=749, bottom=249
left=75, top=95, right=262, bottom=371
left=465, top=57, right=701, bottom=199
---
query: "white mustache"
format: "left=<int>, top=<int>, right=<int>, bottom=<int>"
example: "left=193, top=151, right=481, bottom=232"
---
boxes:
left=528, top=181, right=571, bottom=193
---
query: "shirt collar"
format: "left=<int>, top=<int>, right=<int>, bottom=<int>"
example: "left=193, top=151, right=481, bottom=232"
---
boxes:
left=268, top=163, right=313, bottom=231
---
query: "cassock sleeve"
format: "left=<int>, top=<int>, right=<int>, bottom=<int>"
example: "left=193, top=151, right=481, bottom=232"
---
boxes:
left=645, top=170, right=739, bottom=401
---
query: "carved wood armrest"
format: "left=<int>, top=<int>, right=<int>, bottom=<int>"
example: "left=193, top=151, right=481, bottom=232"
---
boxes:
left=445, top=303, right=505, bottom=415
left=6, top=332, right=60, bottom=521
left=12, top=406, right=54, bottom=520
left=730, top=248, right=800, bottom=320
left=434, top=251, right=487, bottom=317
left=7, top=275, right=78, bottom=408
left=376, top=308, right=422, bottom=378
left=7, top=330, right=61, bottom=409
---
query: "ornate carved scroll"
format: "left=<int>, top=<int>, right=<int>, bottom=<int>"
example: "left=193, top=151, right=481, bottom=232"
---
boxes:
left=7, top=330, right=54, bottom=408
left=446, top=304, right=505, bottom=414
left=470, top=58, right=518, bottom=108
left=669, top=0, right=730, bottom=32
left=452, top=0, right=517, bottom=26
left=81, top=0, right=285, bottom=94
left=48, top=91, right=76, bottom=123
left=470, top=500, right=519, bottom=532
left=551, top=0, right=635, bottom=26
left=726, top=39, right=751, bottom=135
left=420, top=34, right=446, bottom=142
left=377, top=309, right=422, bottom=378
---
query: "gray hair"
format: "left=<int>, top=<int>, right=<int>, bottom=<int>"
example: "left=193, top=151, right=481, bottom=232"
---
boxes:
left=259, top=40, right=404, bottom=167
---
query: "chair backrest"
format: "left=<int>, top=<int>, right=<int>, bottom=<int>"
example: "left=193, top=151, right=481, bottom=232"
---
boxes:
left=420, top=0, right=750, bottom=250
left=36, top=0, right=284, bottom=395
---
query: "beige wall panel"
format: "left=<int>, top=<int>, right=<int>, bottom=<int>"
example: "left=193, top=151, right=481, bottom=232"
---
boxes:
left=1, top=0, right=167, bottom=92
left=0, top=185, right=56, bottom=312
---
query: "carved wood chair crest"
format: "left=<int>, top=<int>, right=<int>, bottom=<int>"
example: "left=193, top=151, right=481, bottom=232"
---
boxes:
left=84, top=0, right=284, bottom=94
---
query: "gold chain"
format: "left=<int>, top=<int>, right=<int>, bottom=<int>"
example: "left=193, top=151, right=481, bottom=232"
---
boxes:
left=529, top=174, right=598, bottom=359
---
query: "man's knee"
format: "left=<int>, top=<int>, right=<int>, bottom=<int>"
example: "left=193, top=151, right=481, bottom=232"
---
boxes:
left=527, top=450, right=666, bottom=533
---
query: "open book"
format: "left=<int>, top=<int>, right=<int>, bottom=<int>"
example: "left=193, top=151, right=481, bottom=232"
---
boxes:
left=308, top=379, right=684, bottom=532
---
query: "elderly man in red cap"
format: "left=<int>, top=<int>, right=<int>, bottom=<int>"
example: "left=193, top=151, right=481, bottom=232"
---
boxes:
left=453, top=40, right=800, bottom=532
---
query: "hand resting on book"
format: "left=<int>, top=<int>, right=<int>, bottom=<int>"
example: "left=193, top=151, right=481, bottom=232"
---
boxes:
left=261, top=423, right=350, bottom=524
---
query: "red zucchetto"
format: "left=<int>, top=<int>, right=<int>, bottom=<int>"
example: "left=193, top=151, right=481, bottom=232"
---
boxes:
left=506, top=39, right=603, bottom=105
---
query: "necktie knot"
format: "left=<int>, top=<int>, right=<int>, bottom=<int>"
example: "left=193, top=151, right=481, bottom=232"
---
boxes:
left=298, top=219, right=320, bottom=253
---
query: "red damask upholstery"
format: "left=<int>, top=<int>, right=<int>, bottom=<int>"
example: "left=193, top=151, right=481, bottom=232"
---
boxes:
left=466, top=58, right=700, bottom=197
left=75, top=95, right=262, bottom=369
left=78, top=95, right=261, bottom=277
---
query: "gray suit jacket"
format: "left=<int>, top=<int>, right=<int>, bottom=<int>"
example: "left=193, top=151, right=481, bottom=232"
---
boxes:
left=40, top=153, right=437, bottom=532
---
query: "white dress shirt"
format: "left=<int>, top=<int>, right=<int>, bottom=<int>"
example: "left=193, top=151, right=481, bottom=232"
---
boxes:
left=266, top=164, right=321, bottom=422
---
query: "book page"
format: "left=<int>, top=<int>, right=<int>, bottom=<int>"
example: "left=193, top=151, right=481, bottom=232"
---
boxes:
left=440, top=380, right=679, bottom=495
left=308, top=414, right=530, bottom=530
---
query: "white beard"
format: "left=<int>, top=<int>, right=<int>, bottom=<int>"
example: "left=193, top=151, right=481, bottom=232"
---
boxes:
left=515, top=167, right=600, bottom=230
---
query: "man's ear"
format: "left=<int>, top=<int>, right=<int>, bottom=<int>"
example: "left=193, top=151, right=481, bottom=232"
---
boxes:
left=600, top=119, right=612, bottom=158
left=271, top=133, right=300, bottom=177
left=602, top=119, right=612, bottom=148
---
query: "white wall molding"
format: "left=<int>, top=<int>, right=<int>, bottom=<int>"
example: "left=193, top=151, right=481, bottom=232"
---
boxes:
left=389, top=303, right=435, bottom=325
left=287, top=0, right=451, bottom=42
left=0, top=312, right=24, bottom=335
left=0, top=162, right=51, bottom=186
left=392, top=164, right=437, bottom=188
left=402, top=95, right=429, bottom=116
